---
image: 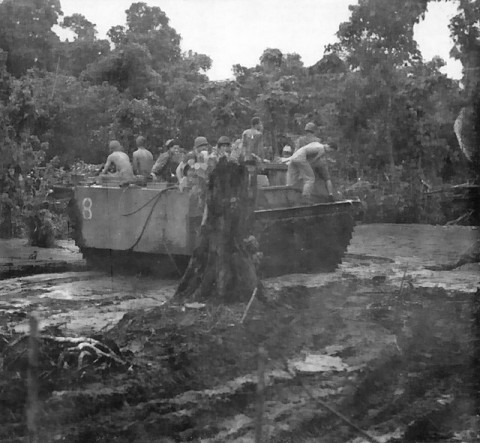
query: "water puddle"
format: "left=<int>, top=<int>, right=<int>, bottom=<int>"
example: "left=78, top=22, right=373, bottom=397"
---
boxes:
left=289, top=354, right=348, bottom=373
left=4, top=275, right=176, bottom=334
left=266, top=256, right=480, bottom=294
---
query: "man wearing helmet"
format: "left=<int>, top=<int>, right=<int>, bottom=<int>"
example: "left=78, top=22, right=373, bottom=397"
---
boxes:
left=151, top=139, right=180, bottom=182
left=132, top=136, right=154, bottom=176
left=100, top=140, right=134, bottom=179
left=192, top=136, right=209, bottom=158
left=216, top=136, right=232, bottom=158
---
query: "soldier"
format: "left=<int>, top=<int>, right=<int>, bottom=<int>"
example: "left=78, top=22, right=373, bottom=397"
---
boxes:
left=283, top=141, right=337, bottom=202
left=216, top=136, right=232, bottom=158
left=132, top=136, right=154, bottom=176
left=192, top=136, right=209, bottom=158
left=241, top=117, right=264, bottom=162
left=151, top=139, right=180, bottom=182
left=100, top=140, right=134, bottom=179
left=176, top=151, right=196, bottom=183
left=282, top=145, right=292, bottom=158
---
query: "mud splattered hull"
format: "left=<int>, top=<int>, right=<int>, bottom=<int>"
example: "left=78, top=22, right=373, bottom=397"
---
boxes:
left=255, top=202, right=359, bottom=276
left=80, top=247, right=190, bottom=277
left=67, top=182, right=361, bottom=276
left=76, top=205, right=359, bottom=277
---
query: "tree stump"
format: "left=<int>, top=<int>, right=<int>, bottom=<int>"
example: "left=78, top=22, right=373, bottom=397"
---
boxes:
left=176, top=158, right=261, bottom=302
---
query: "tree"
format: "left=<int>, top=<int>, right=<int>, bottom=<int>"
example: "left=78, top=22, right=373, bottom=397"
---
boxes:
left=331, top=0, right=432, bottom=185
left=82, top=42, right=154, bottom=97
left=208, top=80, right=255, bottom=137
left=58, top=14, right=110, bottom=77
left=232, top=50, right=306, bottom=151
left=0, top=71, right=128, bottom=165
left=107, top=26, right=128, bottom=46
left=0, top=0, right=62, bottom=77
left=260, top=48, right=283, bottom=71
left=449, top=0, right=480, bottom=173
left=107, top=2, right=182, bottom=70
left=108, top=94, right=172, bottom=153
left=61, top=14, right=97, bottom=41
left=309, top=53, right=346, bottom=75
left=257, top=77, right=300, bottom=155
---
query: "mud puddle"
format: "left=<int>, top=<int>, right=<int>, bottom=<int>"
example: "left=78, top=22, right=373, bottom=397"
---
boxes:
left=268, top=224, right=479, bottom=294
left=0, top=224, right=479, bottom=441
left=2, top=280, right=478, bottom=442
left=0, top=272, right=176, bottom=334
left=1, top=224, right=478, bottom=335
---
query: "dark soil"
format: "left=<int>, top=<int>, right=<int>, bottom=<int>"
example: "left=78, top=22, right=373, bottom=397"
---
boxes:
left=1, top=280, right=479, bottom=442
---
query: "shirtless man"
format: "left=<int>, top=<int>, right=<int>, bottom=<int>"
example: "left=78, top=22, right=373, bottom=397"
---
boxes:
left=132, top=136, right=154, bottom=176
left=101, top=140, right=134, bottom=179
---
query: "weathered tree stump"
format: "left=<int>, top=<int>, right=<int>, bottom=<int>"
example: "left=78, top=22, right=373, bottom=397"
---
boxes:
left=176, top=158, right=261, bottom=302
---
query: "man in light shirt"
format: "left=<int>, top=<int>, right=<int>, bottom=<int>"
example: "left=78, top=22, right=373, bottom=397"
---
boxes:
left=282, top=141, right=337, bottom=202
left=241, top=117, right=264, bottom=162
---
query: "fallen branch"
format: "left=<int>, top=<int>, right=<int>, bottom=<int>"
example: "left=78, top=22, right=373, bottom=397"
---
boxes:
left=62, top=342, right=126, bottom=369
left=6, top=334, right=126, bottom=371
left=241, top=287, right=258, bottom=324
left=42, top=335, right=126, bottom=369
left=397, top=267, right=408, bottom=297
left=446, top=210, right=474, bottom=226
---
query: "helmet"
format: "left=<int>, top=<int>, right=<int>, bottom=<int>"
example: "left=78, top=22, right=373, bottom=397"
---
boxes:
left=109, top=140, right=122, bottom=151
left=165, top=139, right=178, bottom=149
left=217, top=136, right=231, bottom=146
left=136, top=135, right=146, bottom=147
left=194, top=136, right=209, bottom=150
left=304, top=122, right=316, bottom=132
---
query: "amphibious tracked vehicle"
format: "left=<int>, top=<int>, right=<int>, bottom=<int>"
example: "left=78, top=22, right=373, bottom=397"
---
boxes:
left=65, top=164, right=361, bottom=276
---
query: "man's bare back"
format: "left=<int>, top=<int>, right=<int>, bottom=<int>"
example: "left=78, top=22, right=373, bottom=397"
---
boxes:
left=102, top=151, right=134, bottom=178
left=133, top=148, right=154, bottom=176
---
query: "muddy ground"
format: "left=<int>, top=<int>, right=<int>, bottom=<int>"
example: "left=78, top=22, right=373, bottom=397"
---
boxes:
left=0, top=224, right=479, bottom=442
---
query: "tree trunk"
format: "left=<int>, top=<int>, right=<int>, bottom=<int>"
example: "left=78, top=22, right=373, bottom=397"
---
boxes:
left=176, top=158, right=261, bottom=302
left=385, top=93, right=396, bottom=190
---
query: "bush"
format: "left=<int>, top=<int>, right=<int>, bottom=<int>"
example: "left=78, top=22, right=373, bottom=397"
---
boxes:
left=340, top=179, right=447, bottom=224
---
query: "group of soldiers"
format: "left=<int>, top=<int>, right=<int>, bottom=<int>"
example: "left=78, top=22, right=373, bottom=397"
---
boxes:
left=100, top=118, right=337, bottom=201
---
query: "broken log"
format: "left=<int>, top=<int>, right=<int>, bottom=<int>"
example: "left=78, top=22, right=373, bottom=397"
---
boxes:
left=176, top=158, right=261, bottom=302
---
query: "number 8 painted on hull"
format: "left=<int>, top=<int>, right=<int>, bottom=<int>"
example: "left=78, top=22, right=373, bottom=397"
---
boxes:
left=82, top=197, right=93, bottom=220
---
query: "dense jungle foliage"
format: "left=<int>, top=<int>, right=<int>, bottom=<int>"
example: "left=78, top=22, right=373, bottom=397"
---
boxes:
left=0, top=0, right=479, bottom=238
